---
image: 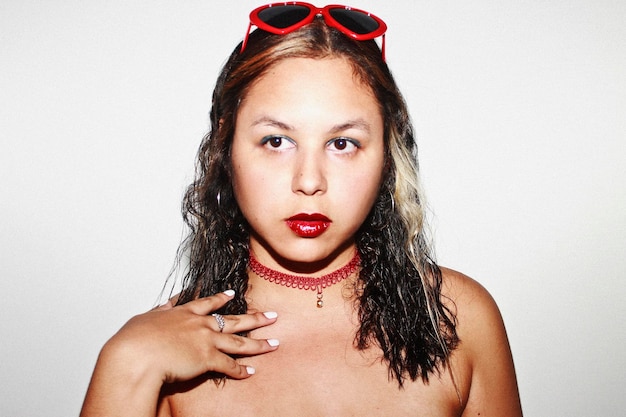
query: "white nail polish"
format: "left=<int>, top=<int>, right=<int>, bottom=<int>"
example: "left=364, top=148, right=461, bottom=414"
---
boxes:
left=267, top=339, right=280, bottom=347
left=246, top=366, right=256, bottom=375
left=223, top=289, right=235, bottom=297
left=263, top=311, right=278, bottom=319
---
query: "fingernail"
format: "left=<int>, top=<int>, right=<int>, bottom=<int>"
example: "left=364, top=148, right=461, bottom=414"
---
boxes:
left=263, top=311, right=278, bottom=319
left=267, top=339, right=280, bottom=347
left=246, top=366, right=256, bottom=375
left=223, top=289, right=235, bottom=297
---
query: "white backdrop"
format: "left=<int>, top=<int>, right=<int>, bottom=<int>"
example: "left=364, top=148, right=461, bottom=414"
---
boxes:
left=1, top=1, right=625, bottom=416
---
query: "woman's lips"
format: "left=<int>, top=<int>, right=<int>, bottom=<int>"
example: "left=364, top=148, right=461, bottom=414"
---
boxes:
left=286, top=213, right=331, bottom=238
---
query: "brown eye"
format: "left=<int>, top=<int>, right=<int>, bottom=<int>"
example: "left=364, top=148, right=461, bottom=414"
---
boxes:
left=333, top=138, right=347, bottom=150
left=261, top=135, right=295, bottom=151
left=327, top=137, right=360, bottom=153
left=269, top=137, right=283, bottom=147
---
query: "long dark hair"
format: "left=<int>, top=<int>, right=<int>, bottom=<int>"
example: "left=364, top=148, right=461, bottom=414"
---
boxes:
left=175, top=18, right=458, bottom=385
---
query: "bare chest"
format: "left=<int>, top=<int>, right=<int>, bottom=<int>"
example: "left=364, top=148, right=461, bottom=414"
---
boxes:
left=165, top=325, right=464, bottom=417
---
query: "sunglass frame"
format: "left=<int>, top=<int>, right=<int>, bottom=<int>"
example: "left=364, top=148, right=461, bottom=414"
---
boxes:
left=242, top=2, right=387, bottom=58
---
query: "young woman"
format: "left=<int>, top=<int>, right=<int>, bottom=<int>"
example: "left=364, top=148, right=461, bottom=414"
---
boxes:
left=81, top=4, right=522, bottom=416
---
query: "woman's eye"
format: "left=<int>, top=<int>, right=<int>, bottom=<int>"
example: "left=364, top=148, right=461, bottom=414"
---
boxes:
left=328, top=137, right=360, bottom=153
left=261, top=135, right=294, bottom=150
left=334, top=138, right=348, bottom=150
left=268, top=137, right=282, bottom=148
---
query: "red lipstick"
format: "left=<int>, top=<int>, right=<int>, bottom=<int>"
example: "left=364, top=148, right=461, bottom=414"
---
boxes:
left=286, top=213, right=331, bottom=238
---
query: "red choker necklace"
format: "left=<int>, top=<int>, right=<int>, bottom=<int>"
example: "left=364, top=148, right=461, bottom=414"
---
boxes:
left=248, top=251, right=361, bottom=308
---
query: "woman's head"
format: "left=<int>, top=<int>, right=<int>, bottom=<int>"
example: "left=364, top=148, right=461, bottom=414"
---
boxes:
left=230, top=55, right=386, bottom=269
left=199, top=16, right=421, bottom=248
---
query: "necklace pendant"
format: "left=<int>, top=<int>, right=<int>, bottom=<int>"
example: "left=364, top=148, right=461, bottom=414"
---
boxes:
left=316, top=287, right=324, bottom=308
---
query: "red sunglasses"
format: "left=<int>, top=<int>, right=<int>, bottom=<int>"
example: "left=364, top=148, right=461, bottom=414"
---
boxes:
left=241, top=2, right=387, bottom=60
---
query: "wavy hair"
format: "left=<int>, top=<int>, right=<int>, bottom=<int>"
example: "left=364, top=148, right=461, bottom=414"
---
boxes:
left=175, top=18, right=458, bottom=385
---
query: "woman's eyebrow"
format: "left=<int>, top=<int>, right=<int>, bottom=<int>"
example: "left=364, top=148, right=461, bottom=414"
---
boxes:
left=250, top=116, right=294, bottom=131
left=250, top=116, right=372, bottom=134
left=329, top=118, right=372, bottom=134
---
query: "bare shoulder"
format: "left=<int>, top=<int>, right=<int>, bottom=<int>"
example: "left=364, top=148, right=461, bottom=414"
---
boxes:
left=439, top=267, right=523, bottom=416
left=440, top=267, right=502, bottom=330
left=439, top=268, right=506, bottom=371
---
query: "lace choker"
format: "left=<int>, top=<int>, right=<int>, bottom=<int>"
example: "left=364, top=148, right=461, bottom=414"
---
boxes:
left=248, top=251, right=361, bottom=308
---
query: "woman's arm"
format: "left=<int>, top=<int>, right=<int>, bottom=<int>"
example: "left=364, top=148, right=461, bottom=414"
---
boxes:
left=80, top=291, right=279, bottom=417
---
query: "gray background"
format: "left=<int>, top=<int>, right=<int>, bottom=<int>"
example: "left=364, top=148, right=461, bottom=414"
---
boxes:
left=1, top=1, right=625, bottom=415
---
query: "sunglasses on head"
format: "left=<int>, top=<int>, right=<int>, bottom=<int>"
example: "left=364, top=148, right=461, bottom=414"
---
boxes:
left=241, top=2, right=387, bottom=60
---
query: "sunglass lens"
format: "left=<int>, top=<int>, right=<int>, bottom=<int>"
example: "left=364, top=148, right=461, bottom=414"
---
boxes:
left=258, top=5, right=311, bottom=29
left=328, top=9, right=379, bottom=35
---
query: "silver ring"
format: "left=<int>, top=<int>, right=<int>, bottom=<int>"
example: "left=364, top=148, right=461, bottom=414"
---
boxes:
left=212, top=313, right=225, bottom=332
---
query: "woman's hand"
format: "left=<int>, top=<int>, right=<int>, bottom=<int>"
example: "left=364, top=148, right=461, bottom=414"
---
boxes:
left=114, top=290, right=278, bottom=382
left=80, top=290, right=278, bottom=417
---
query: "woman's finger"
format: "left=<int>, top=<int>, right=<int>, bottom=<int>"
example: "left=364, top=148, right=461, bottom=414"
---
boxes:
left=207, top=310, right=278, bottom=334
left=206, top=336, right=279, bottom=379
left=184, top=290, right=236, bottom=315
left=208, top=354, right=257, bottom=380
left=214, top=333, right=280, bottom=357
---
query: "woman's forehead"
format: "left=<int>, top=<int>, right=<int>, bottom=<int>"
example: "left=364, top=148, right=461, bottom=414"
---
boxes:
left=238, top=57, right=380, bottom=117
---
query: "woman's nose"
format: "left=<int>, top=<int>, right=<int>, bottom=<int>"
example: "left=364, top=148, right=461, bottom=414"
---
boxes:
left=291, top=151, right=327, bottom=196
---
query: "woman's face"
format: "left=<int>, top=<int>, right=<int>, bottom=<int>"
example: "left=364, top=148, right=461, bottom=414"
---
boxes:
left=231, top=57, right=385, bottom=272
